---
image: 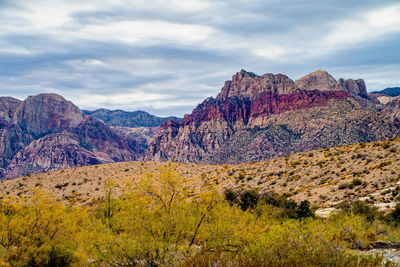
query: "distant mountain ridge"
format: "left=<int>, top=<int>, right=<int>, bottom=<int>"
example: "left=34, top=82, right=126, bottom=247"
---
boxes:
left=83, top=109, right=182, bottom=127
left=371, top=87, right=400, bottom=97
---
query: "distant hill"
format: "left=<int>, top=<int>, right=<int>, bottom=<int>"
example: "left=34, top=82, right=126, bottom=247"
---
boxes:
left=83, top=109, right=182, bottom=127
left=371, top=87, right=400, bottom=97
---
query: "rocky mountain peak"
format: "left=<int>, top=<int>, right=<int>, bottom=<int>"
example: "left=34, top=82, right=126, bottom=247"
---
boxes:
left=14, top=93, right=85, bottom=138
left=296, top=70, right=369, bottom=99
left=0, top=97, right=23, bottom=120
left=337, top=78, right=368, bottom=98
left=295, top=70, right=338, bottom=91
left=238, top=69, right=257, bottom=78
left=217, top=70, right=298, bottom=101
left=381, top=97, right=400, bottom=126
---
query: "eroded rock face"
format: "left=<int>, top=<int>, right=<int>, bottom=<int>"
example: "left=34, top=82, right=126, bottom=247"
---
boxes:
left=337, top=78, right=368, bottom=99
left=0, top=97, right=24, bottom=170
left=217, top=70, right=298, bottom=100
left=0, top=97, right=23, bottom=120
left=4, top=132, right=108, bottom=178
left=0, top=116, right=23, bottom=170
left=146, top=70, right=399, bottom=164
left=110, top=126, right=160, bottom=155
left=295, top=70, right=368, bottom=99
left=295, top=70, right=338, bottom=92
left=72, top=117, right=136, bottom=162
left=14, top=94, right=85, bottom=138
left=381, top=97, right=400, bottom=127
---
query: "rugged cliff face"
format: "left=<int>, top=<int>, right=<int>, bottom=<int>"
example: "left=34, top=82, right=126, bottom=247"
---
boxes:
left=14, top=94, right=85, bottom=139
left=381, top=97, right=400, bottom=127
left=0, top=97, right=24, bottom=170
left=146, top=70, right=399, bottom=164
left=0, top=94, right=141, bottom=178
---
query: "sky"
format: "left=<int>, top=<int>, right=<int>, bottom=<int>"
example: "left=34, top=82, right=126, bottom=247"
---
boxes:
left=0, top=0, right=399, bottom=116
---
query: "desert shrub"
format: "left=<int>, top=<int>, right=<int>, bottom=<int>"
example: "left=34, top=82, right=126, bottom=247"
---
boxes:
left=352, top=178, right=363, bottom=186
left=224, top=188, right=238, bottom=205
left=0, top=192, right=89, bottom=266
left=387, top=203, right=400, bottom=224
left=239, top=190, right=260, bottom=210
left=224, top=189, right=260, bottom=210
left=336, top=200, right=382, bottom=221
left=338, top=183, right=348, bottom=190
left=237, top=173, right=245, bottom=180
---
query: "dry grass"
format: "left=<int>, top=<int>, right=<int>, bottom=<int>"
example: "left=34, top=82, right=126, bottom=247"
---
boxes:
left=1, top=137, right=399, bottom=209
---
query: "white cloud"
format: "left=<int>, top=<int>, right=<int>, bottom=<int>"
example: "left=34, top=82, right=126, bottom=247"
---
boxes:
left=322, top=4, right=400, bottom=50
left=75, top=20, right=214, bottom=45
left=252, top=3, right=400, bottom=61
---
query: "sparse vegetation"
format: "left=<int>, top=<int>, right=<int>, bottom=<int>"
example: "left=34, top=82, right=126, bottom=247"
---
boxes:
left=0, top=138, right=399, bottom=265
left=2, top=168, right=399, bottom=266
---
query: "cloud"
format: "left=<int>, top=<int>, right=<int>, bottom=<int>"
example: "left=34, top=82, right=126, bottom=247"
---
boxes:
left=321, top=4, right=400, bottom=50
left=0, top=0, right=399, bottom=116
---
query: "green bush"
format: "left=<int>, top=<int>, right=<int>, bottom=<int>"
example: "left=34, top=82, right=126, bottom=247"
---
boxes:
left=336, top=200, right=381, bottom=221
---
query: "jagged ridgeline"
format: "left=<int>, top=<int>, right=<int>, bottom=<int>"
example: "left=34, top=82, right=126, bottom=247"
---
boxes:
left=1, top=70, right=400, bottom=178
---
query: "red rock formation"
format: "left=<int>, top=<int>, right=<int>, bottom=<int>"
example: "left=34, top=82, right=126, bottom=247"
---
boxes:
left=146, top=70, right=399, bottom=164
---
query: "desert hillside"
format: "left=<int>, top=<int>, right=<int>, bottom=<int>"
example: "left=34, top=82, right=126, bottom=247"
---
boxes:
left=2, top=137, right=399, bottom=210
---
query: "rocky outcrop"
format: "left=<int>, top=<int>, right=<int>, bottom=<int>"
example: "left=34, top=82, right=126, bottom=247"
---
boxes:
left=3, top=117, right=137, bottom=178
left=0, top=97, right=22, bottom=120
left=295, top=70, right=338, bottom=92
left=217, top=70, right=298, bottom=100
left=84, top=109, right=181, bottom=127
left=14, top=94, right=84, bottom=139
left=381, top=97, right=400, bottom=127
left=295, top=70, right=368, bottom=99
left=110, top=126, right=160, bottom=155
left=146, top=70, right=400, bottom=164
left=0, top=116, right=23, bottom=170
left=0, top=97, right=24, bottom=170
left=4, top=132, right=109, bottom=178
left=72, top=117, right=136, bottom=161
left=337, top=78, right=368, bottom=99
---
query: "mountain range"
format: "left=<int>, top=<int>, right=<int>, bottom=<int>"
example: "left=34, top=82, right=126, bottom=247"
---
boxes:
left=371, top=87, right=400, bottom=98
left=0, top=94, right=176, bottom=178
left=83, top=109, right=181, bottom=127
left=146, top=70, right=400, bottom=163
left=1, top=70, right=399, bottom=178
